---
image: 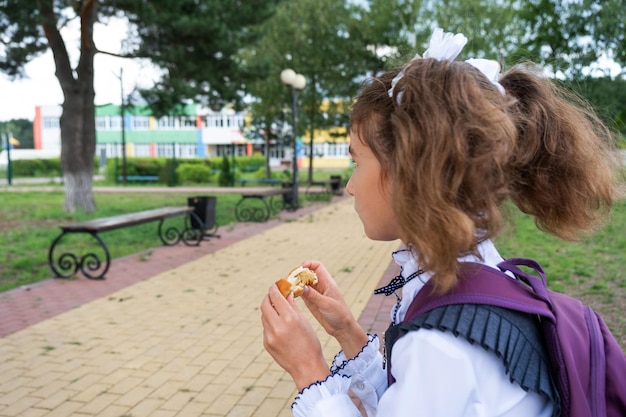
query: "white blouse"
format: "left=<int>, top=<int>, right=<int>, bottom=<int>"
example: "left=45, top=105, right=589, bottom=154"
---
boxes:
left=291, top=240, right=554, bottom=417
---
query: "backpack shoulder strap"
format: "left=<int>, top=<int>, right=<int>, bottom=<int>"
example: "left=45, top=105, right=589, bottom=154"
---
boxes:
left=405, top=261, right=556, bottom=323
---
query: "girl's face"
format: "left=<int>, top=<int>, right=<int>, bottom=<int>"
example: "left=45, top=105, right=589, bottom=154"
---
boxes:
left=346, top=131, right=401, bottom=241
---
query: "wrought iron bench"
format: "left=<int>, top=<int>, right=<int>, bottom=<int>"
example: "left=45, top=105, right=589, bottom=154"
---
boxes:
left=305, top=180, right=333, bottom=200
left=48, top=206, right=206, bottom=280
left=235, top=187, right=294, bottom=222
left=117, top=175, right=159, bottom=183
left=239, top=178, right=282, bottom=187
left=304, top=177, right=343, bottom=200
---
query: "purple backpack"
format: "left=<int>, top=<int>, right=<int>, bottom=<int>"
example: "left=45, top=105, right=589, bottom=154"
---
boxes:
left=402, top=258, right=626, bottom=417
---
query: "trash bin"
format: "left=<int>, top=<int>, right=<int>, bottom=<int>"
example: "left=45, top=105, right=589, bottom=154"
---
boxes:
left=187, top=196, right=217, bottom=231
left=282, top=182, right=297, bottom=208
left=330, top=175, right=343, bottom=195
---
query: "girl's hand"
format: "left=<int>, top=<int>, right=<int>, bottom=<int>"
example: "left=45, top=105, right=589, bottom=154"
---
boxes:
left=260, top=283, right=330, bottom=391
left=300, top=260, right=369, bottom=359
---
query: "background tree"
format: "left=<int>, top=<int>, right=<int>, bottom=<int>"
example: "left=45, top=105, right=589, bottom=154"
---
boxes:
left=417, top=0, right=524, bottom=67
left=109, top=0, right=282, bottom=114
left=0, top=0, right=281, bottom=212
left=519, top=0, right=626, bottom=77
left=243, top=0, right=375, bottom=181
left=351, top=0, right=422, bottom=73
left=577, top=0, right=626, bottom=65
left=239, top=43, right=290, bottom=178
left=244, top=0, right=428, bottom=181
left=565, top=76, right=626, bottom=136
left=0, top=119, right=34, bottom=149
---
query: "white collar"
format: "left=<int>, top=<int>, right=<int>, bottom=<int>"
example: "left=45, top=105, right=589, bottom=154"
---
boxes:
left=390, top=240, right=504, bottom=323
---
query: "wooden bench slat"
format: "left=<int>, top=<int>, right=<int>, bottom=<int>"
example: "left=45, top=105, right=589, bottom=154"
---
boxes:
left=239, top=188, right=292, bottom=199
left=239, top=178, right=282, bottom=186
left=50, top=205, right=213, bottom=280
left=60, top=207, right=194, bottom=232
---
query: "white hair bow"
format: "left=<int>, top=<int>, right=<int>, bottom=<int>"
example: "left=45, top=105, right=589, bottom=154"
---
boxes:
left=388, top=28, right=504, bottom=102
left=466, top=58, right=506, bottom=95
left=423, top=28, right=468, bottom=61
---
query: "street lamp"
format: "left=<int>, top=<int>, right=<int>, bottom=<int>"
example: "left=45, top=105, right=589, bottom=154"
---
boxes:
left=280, top=68, right=306, bottom=210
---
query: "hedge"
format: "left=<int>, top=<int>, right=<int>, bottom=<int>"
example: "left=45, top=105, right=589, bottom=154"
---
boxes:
left=104, top=155, right=267, bottom=185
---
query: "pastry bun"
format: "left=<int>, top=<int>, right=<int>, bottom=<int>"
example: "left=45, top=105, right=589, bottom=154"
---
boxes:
left=275, top=266, right=318, bottom=298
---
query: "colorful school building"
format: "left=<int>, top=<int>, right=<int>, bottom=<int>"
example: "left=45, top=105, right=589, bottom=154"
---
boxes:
left=32, top=103, right=350, bottom=169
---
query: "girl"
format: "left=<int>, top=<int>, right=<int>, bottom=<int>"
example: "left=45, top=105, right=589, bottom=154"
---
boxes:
left=260, top=29, right=617, bottom=417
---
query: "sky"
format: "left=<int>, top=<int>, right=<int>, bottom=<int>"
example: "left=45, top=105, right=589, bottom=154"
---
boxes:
left=0, top=18, right=160, bottom=122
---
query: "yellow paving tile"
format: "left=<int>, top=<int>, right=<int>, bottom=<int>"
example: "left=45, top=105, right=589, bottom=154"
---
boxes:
left=159, top=390, right=196, bottom=410
left=33, top=401, right=83, bottom=417
left=254, top=397, right=293, bottom=417
left=76, top=393, right=119, bottom=414
left=31, top=389, right=76, bottom=411
left=126, top=397, right=165, bottom=416
left=225, top=404, right=257, bottom=417
left=0, top=199, right=400, bottom=416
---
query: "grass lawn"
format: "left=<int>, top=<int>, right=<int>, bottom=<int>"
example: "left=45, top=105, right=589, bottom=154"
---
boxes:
left=0, top=179, right=624, bottom=347
left=495, top=199, right=626, bottom=346
left=0, top=180, right=336, bottom=291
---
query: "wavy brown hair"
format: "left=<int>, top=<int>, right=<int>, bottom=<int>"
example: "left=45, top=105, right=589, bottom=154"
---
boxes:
left=350, top=59, right=617, bottom=294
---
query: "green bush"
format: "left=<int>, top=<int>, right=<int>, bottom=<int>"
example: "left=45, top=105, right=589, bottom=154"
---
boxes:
left=218, top=155, right=235, bottom=186
left=132, top=158, right=162, bottom=176
left=106, top=157, right=166, bottom=183
left=11, top=158, right=62, bottom=177
left=237, top=154, right=265, bottom=171
left=8, top=157, right=102, bottom=178
left=176, top=163, right=213, bottom=184
left=252, top=167, right=277, bottom=179
left=207, top=155, right=265, bottom=173
left=104, top=157, right=221, bottom=185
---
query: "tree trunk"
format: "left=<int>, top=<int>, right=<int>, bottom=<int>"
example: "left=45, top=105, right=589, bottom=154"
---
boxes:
left=63, top=170, right=95, bottom=212
left=307, top=76, right=316, bottom=183
left=264, top=118, right=272, bottom=178
left=61, top=93, right=96, bottom=213
left=41, top=0, right=98, bottom=212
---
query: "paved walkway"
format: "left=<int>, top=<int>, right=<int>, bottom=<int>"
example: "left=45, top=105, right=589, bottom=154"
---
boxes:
left=0, top=195, right=400, bottom=417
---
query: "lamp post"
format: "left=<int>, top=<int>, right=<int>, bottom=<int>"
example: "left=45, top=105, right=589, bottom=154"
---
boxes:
left=119, top=68, right=127, bottom=186
left=2, top=132, right=12, bottom=185
left=280, top=68, right=306, bottom=210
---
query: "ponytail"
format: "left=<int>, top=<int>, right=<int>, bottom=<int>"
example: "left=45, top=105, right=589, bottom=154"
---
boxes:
left=500, top=63, right=617, bottom=240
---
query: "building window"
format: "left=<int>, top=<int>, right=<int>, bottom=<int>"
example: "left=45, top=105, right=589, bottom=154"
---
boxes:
left=96, top=117, right=108, bottom=130
left=108, top=116, right=122, bottom=129
left=43, top=117, right=60, bottom=129
left=132, top=116, right=150, bottom=130
left=155, top=143, right=197, bottom=158
left=96, top=143, right=123, bottom=159
left=202, top=114, right=243, bottom=129
left=134, top=144, right=151, bottom=157
left=215, top=143, right=246, bottom=157
left=157, top=117, right=173, bottom=129
left=156, top=116, right=196, bottom=129
left=302, top=143, right=349, bottom=158
left=179, top=144, right=197, bottom=158
left=182, top=117, right=196, bottom=128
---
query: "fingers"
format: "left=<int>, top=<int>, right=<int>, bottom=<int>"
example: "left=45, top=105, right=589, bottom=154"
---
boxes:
left=261, top=285, right=298, bottom=350
left=301, top=284, right=323, bottom=304
left=301, top=260, right=335, bottom=293
left=262, top=283, right=295, bottom=316
left=301, top=260, right=329, bottom=278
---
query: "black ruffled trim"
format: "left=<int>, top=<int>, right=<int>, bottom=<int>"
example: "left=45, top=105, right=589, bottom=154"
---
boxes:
left=397, top=304, right=561, bottom=417
left=331, top=334, right=378, bottom=374
left=291, top=374, right=351, bottom=409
